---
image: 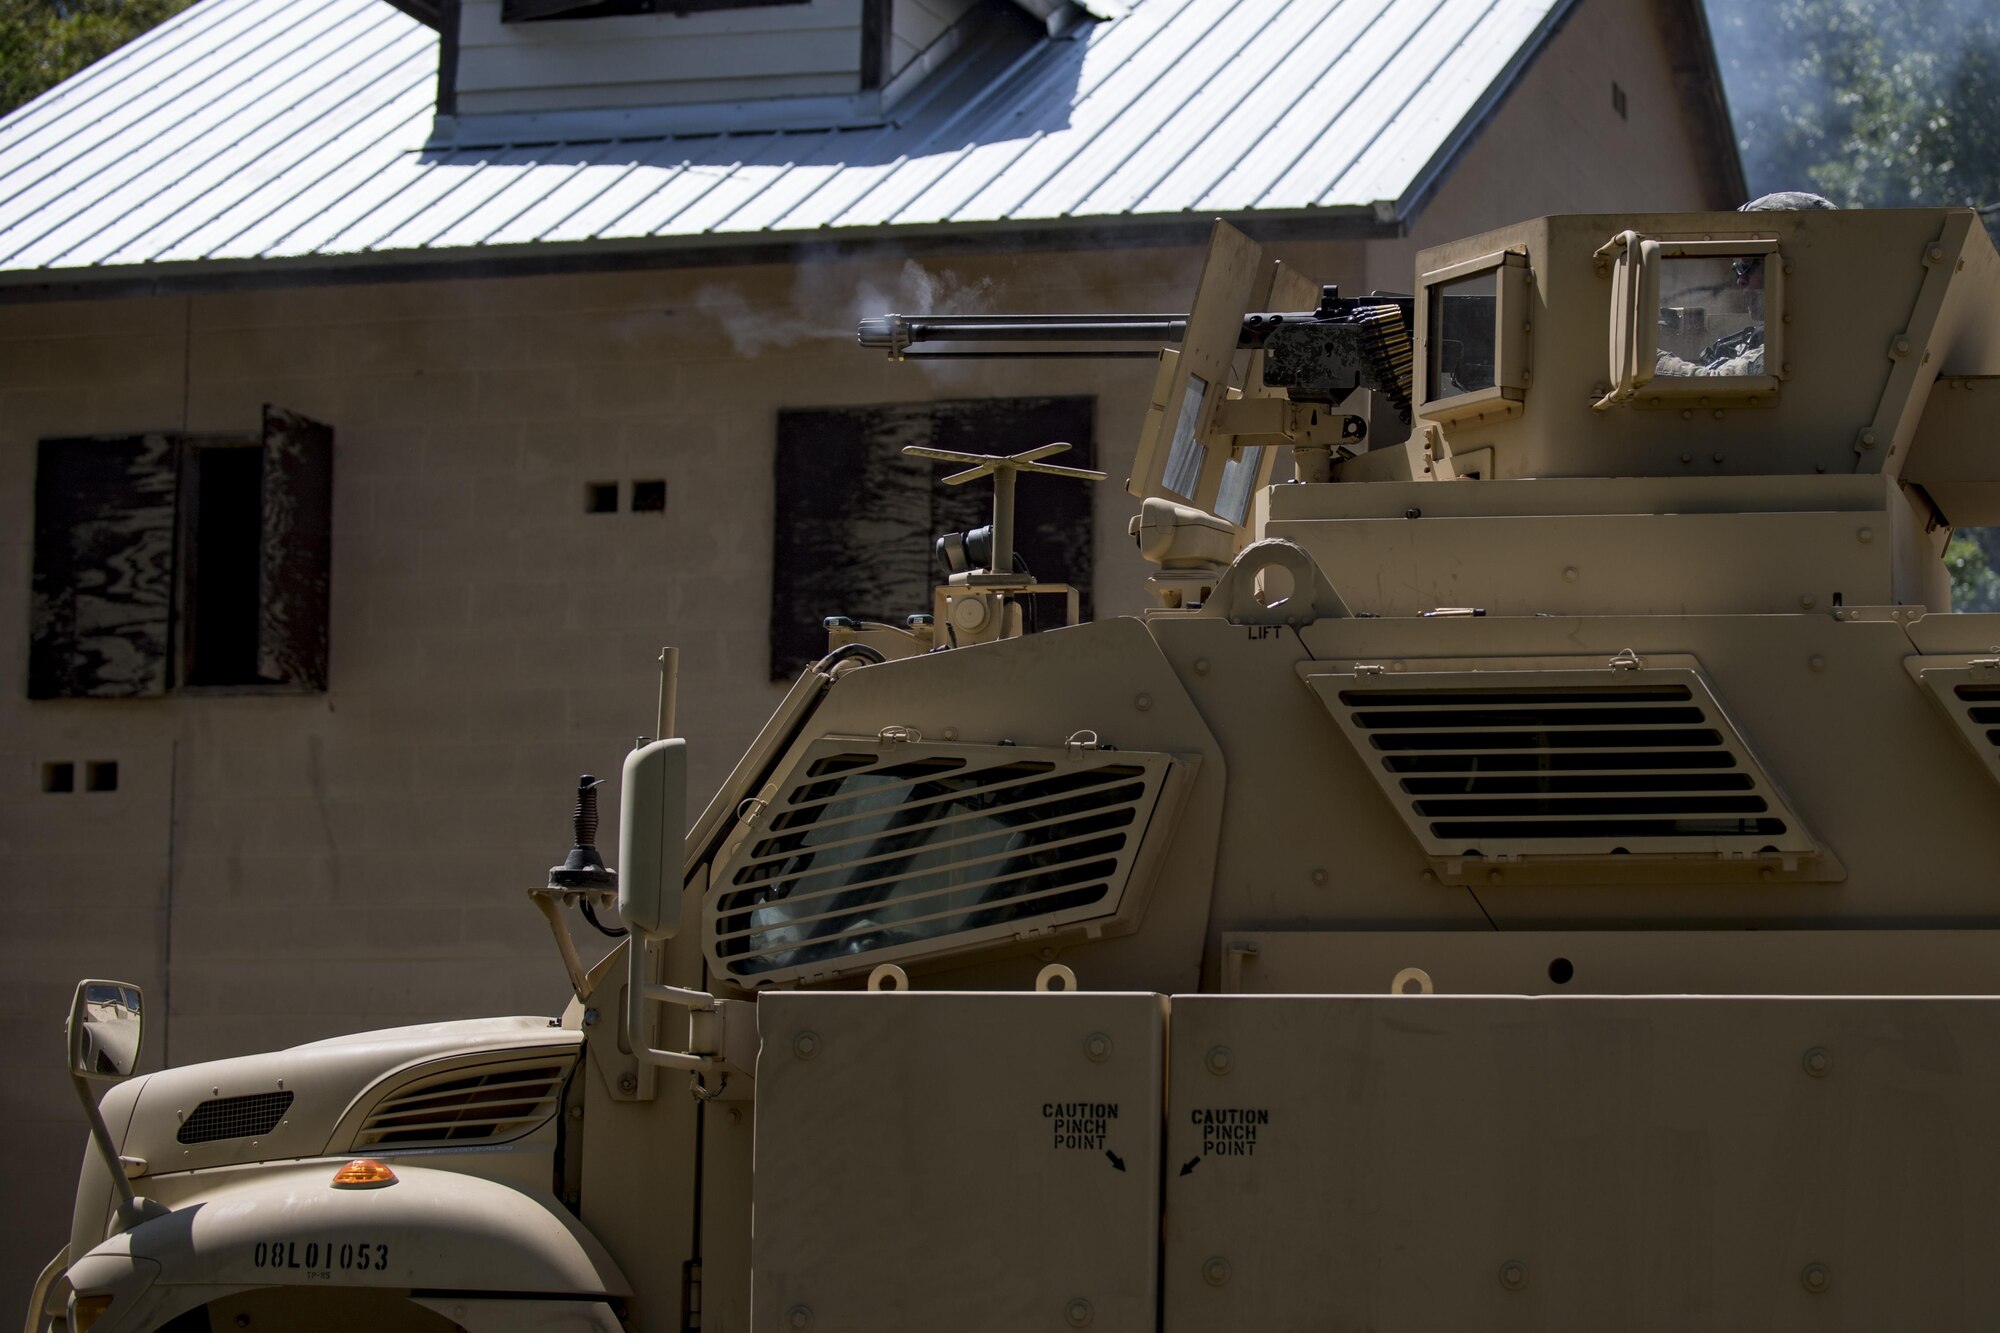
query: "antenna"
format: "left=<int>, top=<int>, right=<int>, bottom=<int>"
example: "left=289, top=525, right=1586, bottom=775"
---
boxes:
left=902, top=442, right=1106, bottom=575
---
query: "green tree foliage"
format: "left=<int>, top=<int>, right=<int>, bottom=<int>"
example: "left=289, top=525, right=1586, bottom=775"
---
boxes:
left=1, top=0, right=196, bottom=117
left=1948, top=528, right=2000, bottom=611
left=1706, top=0, right=2000, bottom=211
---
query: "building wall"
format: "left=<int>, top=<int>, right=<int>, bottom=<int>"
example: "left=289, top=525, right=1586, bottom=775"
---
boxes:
left=0, top=2, right=1730, bottom=1298
left=1362, top=0, right=1728, bottom=295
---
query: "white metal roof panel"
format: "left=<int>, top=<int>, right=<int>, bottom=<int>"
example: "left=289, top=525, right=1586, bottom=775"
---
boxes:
left=0, top=0, right=1572, bottom=283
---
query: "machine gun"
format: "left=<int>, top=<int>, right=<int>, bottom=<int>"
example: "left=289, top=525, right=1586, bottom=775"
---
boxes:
left=858, top=285, right=1416, bottom=423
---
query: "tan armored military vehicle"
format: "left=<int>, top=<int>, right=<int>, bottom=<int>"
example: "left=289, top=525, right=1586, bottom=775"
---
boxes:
left=33, top=203, right=2000, bottom=1332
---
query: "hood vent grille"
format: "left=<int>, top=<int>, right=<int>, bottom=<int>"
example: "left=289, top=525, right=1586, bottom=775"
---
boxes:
left=1905, top=656, right=2000, bottom=785
left=178, top=1090, right=294, bottom=1145
left=353, top=1060, right=568, bottom=1149
left=1303, top=658, right=1818, bottom=863
left=705, top=736, right=1188, bottom=985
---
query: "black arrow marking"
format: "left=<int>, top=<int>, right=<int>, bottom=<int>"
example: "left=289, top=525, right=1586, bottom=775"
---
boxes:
left=1179, top=1156, right=1201, bottom=1176
left=1105, top=1150, right=1125, bottom=1172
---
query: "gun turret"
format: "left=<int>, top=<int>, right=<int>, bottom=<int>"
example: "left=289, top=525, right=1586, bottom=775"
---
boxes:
left=858, top=287, right=1415, bottom=420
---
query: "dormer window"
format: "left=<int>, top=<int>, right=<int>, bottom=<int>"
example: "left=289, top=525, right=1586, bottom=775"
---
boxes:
left=445, top=0, right=1042, bottom=143
left=503, top=0, right=802, bottom=25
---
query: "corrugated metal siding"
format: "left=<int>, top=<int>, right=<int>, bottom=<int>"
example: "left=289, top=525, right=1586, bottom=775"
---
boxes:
left=0, top=0, right=1566, bottom=280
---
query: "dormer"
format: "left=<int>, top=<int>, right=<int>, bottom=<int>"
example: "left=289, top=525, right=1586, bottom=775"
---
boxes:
left=424, top=0, right=1108, bottom=144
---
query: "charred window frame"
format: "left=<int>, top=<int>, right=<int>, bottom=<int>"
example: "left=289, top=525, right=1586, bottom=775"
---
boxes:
left=1415, top=250, right=1533, bottom=427
left=770, top=397, right=1095, bottom=681
left=29, top=406, right=334, bottom=699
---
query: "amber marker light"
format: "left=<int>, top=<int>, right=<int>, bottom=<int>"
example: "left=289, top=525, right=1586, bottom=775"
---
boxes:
left=72, top=1294, right=113, bottom=1332
left=330, top=1158, right=397, bottom=1189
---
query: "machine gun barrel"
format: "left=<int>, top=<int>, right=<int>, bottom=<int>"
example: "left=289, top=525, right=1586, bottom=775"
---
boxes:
left=857, top=313, right=1196, bottom=357
left=860, top=311, right=1357, bottom=356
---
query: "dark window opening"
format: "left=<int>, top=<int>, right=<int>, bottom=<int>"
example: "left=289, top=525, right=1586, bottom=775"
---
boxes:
left=1612, top=82, right=1628, bottom=120
left=30, top=408, right=333, bottom=700
left=42, top=762, right=74, bottom=793
left=586, top=482, right=619, bottom=514
left=771, top=397, right=1095, bottom=680
left=86, top=760, right=119, bottom=792
left=631, top=479, right=667, bottom=513
left=185, top=445, right=265, bottom=687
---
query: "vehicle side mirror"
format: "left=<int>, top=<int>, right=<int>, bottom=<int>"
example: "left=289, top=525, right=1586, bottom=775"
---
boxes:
left=68, top=980, right=144, bottom=1081
left=619, top=738, right=687, bottom=940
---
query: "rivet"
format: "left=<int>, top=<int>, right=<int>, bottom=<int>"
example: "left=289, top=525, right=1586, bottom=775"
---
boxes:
left=1801, top=1262, right=1831, bottom=1294
left=1487, top=869, right=1502, bottom=885
left=1802, top=1046, right=1832, bottom=1078
left=570, top=1106, right=583, bottom=1119
left=1680, top=409, right=1693, bottom=420
left=1860, top=430, right=1878, bottom=449
left=1857, top=527, right=1873, bottom=544
left=1134, top=693, right=1153, bottom=712
left=1759, top=866, right=1775, bottom=881
left=1498, top=1260, right=1529, bottom=1291
left=1800, top=594, right=1817, bottom=610
left=1311, top=868, right=1329, bottom=886
left=793, top=1031, right=821, bottom=1060
left=1206, top=1046, right=1234, bottom=1076
left=1193, top=658, right=1210, bottom=676
left=1065, top=1298, right=1094, bottom=1328
left=1809, top=655, right=1825, bottom=672
left=1419, top=869, right=1438, bottom=884
left=1562, top=566, right=1579, bottom=583
left=1894, top=337, right=1912, bottom=356
left=727, top=1107, right=743, bottom=1124
left=1203, top=1257, right=1231, bottom=1287
left=942, top=727, right=958, bottom=741
left=1928, top=244, right=1946, bottom=262
left=1681, top=453, right=1694, bottom=464
left=617, top=1074, right=636, bottom=1094
left=1084, top=1032, right=1113, bottom=1063
left=582, top=1008, right=599, bottom=1027
left=788, top=1305, right=813, bottom=1329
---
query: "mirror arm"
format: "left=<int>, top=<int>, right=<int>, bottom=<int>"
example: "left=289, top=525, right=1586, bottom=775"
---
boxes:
left=67, top=1068, right=152, bottom=1226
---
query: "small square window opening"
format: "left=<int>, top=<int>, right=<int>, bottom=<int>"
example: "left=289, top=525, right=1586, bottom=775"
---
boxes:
left=586, top=482, right=619, bottom=514
left=42, top=761, right=74, bottom=793
left=631, top=480, right=667, bottom=513
left=86, top=760, right=119, bottom=792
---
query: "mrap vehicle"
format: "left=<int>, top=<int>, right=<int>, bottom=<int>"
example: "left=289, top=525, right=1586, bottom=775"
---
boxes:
left=33, top=202, right=2000, bottom=1332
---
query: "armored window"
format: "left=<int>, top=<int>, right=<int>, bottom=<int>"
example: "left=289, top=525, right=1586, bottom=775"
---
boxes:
left=30, top=407, right=333, bottom=698
left=1595, top=234, right=1783, bottom=409
left=704, top=736, right=1193, bottom=985
left=1416, top=251, right=1532, bottom=426
left=769, top=397, right=1093, bottom=680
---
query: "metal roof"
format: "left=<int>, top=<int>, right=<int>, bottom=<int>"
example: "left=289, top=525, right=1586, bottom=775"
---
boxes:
left=0, top=0, right=1573, bottom=286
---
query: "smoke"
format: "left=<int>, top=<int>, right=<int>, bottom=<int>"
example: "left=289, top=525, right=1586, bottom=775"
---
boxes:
left=692, top=259, right=1006, bottom=358
left=1704, top=0, right=2000, bottom=211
